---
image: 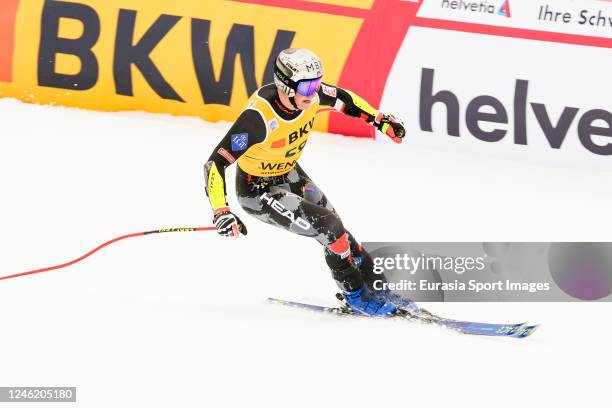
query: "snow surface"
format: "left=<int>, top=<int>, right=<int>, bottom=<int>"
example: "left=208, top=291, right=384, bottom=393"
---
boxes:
left=0, top=98, right=610, bottom=408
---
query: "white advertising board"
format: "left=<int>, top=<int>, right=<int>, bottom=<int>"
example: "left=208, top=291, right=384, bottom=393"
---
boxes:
left=382, top=0, right=612, bottom=168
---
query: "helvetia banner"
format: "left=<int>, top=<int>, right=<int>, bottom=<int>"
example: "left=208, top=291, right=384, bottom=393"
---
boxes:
left=382, top=0, right=612, bottom=167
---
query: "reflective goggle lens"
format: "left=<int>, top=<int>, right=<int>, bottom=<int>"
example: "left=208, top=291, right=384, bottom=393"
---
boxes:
left=296, top=78, right=322, bottom=97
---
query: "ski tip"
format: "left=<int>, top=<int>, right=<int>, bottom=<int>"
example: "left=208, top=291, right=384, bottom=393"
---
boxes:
left=267, top=297, right=291, bottom=305
left=440, top=321, right=539, bottom=338
left=512, top=323, right=540, bottom=338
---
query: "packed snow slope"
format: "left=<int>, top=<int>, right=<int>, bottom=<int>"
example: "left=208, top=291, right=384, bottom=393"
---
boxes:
left=0, top=99, right=609, bottom=408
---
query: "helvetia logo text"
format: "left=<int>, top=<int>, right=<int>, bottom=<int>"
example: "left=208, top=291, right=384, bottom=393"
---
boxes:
left=419, top=68, right=612, bottom=156
left=441, top=0, right=511, bottom=17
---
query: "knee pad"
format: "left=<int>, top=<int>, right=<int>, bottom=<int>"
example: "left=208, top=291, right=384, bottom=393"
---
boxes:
left=327, top=232, right=350, bottom=259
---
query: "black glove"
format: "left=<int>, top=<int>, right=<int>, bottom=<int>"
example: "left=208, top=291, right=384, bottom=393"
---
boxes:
left=375, top=112, right=405, bottom=143
left=213, top=207, right=248, bottom=238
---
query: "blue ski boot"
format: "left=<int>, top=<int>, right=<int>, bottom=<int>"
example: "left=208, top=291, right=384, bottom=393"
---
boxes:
left=338, top=286, right=397, bottom=316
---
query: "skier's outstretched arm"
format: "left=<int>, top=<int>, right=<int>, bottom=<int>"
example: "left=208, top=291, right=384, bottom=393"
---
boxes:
left=203, top=109, right=266, bottom=237
left=317, top=83, right=406, bottom=143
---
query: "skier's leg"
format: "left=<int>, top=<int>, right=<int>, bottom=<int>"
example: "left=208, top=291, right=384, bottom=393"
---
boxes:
left=287, top=164, right=385, bottom=290
left=323, top=232, right=385, bottom=289
left=236, top=167, right=365, bottom=291
left=285, top=166, right=388, bottom=292
left=236, top=167, right=396, bottom=315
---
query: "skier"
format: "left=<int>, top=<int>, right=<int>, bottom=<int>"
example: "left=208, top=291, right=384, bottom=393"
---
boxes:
left=203, top=48, right=406, bottom=316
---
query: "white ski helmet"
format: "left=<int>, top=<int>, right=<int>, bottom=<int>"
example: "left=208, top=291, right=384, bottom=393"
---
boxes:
left=273, top=48, right=323, bottom=98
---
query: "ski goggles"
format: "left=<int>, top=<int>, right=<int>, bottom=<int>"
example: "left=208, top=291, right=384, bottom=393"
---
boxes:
left=296, top=77, right=322, bottom=97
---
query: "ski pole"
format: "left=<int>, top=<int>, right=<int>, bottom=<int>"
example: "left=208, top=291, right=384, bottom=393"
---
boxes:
left=0, top=226, right=216, bottom=282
